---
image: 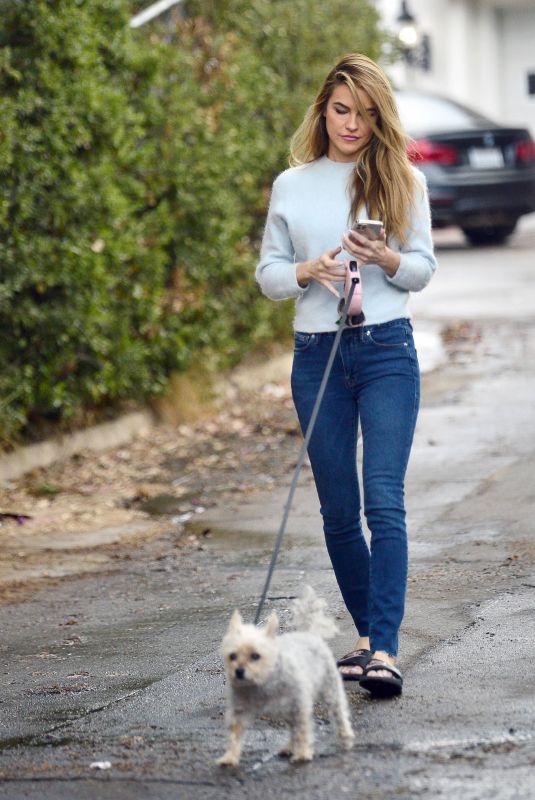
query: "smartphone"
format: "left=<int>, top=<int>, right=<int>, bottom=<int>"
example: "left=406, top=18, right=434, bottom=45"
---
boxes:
left=351, top=219, right=384, bottom=240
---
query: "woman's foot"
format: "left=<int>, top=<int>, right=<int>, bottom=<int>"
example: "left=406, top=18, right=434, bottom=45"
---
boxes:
left=337, top=637, right=371, bottom=680
left=360, top=651, right=403, bottom=697
left=368, top=650, right=396, bottom=678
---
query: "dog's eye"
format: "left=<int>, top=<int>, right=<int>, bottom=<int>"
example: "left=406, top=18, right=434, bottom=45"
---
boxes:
left=250, top=652, right=261, bottom=661
left=229, top=653, right=237, bottom=661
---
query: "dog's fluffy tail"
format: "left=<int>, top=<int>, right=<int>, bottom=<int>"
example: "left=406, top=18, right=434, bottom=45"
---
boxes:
left=290, top=585, right=338, bottom=640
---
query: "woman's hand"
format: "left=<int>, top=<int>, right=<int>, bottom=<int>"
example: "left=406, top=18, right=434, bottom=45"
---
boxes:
left=296, top=246, right=347, bottom=298
left=341, top=229, right=400, bottom=278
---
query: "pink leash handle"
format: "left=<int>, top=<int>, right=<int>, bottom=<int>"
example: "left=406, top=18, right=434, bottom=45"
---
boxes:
left=338, top=260, right=365, bottom=327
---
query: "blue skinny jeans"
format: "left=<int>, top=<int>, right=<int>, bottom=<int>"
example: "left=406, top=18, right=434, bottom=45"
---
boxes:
left=291, top=318, right=420, bottom=657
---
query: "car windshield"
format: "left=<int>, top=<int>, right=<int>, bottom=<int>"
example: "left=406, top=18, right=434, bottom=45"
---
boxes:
left=395, top=92, right=495, bottom=135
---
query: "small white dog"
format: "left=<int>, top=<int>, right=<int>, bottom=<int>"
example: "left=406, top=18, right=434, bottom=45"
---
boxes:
left=217, top=586, right=354, bottom=766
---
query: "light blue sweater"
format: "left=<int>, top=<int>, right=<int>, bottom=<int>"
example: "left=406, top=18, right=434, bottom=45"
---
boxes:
left=256, top=155, right=437, bottom=331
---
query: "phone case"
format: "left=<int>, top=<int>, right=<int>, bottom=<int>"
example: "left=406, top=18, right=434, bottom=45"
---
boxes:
left=352, top=220, right=383, bottom=241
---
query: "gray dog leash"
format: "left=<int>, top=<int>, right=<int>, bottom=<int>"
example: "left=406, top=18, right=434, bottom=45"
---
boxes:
left=254, top=265, right=361, bottom=625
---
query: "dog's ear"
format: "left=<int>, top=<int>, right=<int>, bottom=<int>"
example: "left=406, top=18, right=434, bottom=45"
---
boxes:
left=228, top=609, right=243, bottom=632
left=264, top=611, right=279, bottom=638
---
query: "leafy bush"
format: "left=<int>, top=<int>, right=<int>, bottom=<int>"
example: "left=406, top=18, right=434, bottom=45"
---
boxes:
left=0, top=0, right=383, bottom=447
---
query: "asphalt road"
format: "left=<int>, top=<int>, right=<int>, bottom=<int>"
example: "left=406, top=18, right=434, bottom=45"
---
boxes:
left=1, top=218, right=535, bottom=800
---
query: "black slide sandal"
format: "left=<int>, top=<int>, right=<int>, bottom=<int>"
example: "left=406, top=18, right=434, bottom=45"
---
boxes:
left=336, top=648, right=372, bottom=682
left=359, top=659, right=403, bottom=697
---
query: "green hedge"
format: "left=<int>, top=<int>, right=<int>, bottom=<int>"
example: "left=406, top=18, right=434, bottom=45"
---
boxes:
left=0, top=0, right=383, bottom=447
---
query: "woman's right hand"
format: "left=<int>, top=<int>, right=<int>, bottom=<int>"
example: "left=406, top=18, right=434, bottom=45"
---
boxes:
left=296, top=247, right=346, bottom=298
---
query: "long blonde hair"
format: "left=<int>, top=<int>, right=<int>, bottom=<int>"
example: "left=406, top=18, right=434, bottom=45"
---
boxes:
left=289, top=53, right=417, bottom=245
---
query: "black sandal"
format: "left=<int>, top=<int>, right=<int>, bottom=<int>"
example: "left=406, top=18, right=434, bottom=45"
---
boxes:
left=359, top=659, right=403, bottom=697
left=336, top=648, right=372, bottom=682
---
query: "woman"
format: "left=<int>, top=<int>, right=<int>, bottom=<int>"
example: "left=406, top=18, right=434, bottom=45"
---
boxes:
left=256, top=54, right=437, bottom=697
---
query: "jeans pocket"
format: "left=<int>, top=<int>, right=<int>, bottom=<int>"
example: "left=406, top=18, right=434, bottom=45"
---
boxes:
left=294, top=332, right=315, bottom=352
left=365, top=325, right=409, bottom=348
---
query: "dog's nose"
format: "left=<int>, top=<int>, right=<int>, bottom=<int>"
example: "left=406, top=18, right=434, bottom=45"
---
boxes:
left=235, top=667, right=245, bottom=680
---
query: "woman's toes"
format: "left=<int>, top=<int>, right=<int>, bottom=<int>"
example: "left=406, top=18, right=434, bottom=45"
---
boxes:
left=339, top=665, right=363, bottom=678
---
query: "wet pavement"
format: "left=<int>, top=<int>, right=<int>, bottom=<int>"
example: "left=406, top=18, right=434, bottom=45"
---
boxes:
left=1, top=218, right=535, bottom=799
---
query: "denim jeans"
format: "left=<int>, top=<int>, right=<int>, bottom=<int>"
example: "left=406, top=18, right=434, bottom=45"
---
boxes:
left=291, top=318, right=420, bottom=656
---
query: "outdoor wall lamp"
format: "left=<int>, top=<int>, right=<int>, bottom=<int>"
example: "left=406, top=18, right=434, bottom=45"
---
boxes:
left=396, top=0, right=432, bottom=72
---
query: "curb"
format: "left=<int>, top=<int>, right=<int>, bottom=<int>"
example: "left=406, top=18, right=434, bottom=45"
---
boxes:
left=0, top=411, right=154, bottom=483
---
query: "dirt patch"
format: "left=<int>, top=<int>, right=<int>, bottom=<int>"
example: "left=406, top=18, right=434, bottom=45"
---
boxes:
left=0, top=376, right=300, bottom=603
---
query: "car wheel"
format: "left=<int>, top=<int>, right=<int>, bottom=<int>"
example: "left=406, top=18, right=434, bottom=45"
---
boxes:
left=462, top=222, right=517, bottom=246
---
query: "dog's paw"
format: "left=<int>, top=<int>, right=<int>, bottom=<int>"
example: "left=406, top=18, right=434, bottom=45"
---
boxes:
left=217, top=752, right=240, bottom=767
left=290, top=748, right=313, bottom=763
left=342, top=731, right=355, bottom=750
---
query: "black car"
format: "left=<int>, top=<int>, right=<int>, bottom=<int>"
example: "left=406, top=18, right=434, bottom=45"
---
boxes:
left=395, top=89, right=535, bottom=245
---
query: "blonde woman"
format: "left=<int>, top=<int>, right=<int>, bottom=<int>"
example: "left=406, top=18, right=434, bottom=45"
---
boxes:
left=256, top=54, right=437, bottom=697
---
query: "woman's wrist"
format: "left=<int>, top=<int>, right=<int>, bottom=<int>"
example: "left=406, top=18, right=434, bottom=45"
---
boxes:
left=296, top=260, right=312, bottom=288
left=377, top=247, right=400, bottom=277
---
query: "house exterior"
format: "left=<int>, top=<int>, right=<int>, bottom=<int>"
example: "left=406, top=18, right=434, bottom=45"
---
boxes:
left=377, top=0, right=535, bottom=134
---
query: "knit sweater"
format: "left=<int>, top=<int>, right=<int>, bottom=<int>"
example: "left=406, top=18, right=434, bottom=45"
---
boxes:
left=256, top=155, right=437, bottom=331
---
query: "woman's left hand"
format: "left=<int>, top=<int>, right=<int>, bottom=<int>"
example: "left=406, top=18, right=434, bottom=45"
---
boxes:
left=341, top=229, right=400, bottom=278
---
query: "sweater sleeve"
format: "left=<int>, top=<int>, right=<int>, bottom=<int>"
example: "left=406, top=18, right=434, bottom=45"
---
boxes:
left=255, top=176, right=309, bottom=301
left=386, top=170, right=437, bottom=292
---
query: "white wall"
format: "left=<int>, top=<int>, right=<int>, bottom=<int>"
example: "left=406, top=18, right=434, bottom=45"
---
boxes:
left=500, top=8, right=535, bottom=133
